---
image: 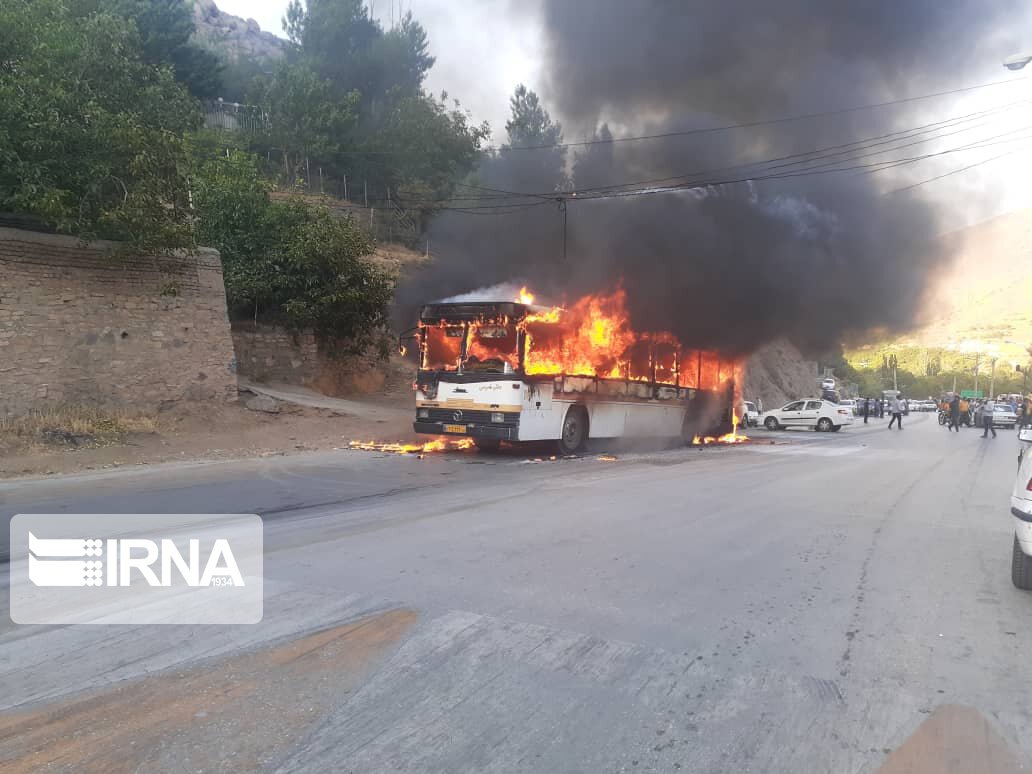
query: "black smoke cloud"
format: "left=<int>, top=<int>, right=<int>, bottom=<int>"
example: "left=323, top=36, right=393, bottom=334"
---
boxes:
left=397, top=0, right=1024, bottom=355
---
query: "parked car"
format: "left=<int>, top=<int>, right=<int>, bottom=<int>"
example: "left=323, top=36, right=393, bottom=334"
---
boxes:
left=740, top=401, right=760, bottom=428
left=839, top=398, right=858, bottom=416
left=761, top=399, right=854, bottom=432
left=921, top=400, right=939, bottom=412
left=974, top=404, right=1018, bottom=429
left=1009, top=426, right=1032, bottom=589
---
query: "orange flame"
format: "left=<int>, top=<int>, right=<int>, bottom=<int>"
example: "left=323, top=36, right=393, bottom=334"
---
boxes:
left=692, top=409, right=749, bottom=445
left=349, top=438, right=475, bottom=454
left=516, top=287, right=741, bottom=389
left=517, top=286, right=535, bottom=305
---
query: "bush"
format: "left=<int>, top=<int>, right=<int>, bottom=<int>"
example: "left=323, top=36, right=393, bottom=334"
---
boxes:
left=193, top=151, right=393, bottom=351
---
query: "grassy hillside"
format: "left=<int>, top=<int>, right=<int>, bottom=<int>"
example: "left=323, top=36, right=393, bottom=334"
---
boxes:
left=845, top=207, right=1032, bottom=396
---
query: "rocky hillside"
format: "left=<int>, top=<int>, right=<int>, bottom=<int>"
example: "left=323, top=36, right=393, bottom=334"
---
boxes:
left=190, top=0, right=286, bottom=63
left=745, top=339, right=820, bottom=410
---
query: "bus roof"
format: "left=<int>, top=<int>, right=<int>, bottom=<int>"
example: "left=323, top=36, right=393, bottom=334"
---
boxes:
left=419, top=301, right=556, bottom=323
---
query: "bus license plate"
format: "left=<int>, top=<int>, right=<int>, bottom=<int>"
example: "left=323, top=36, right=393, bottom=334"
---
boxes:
left=443, top=424, right=467, bottom=434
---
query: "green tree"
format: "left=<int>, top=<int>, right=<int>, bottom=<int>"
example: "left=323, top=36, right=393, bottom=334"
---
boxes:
left=505, top=84, right=562, bottom=147
left=193, top=151, right=393, bottom=350
left=250, top=63, right=360, bottom=185
left=285, top=0, right=432, bottom=111
left=100, top=0, right=223, bottom=98
left=0, top=0, right=199, bottom=252
left=276, top=0, right=482, bottom=212
left=495, top=84, right=568, bottom=192
left=369, top=93, right=489, bottom=208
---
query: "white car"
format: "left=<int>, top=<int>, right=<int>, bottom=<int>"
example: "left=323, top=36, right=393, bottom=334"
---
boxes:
left=740, top=401, right=760, bottom=427
left=761, top=399, right=854, bottom=432
left=976, top=404, right=1018, bottom=429
left=839, top=398, right=858, bottom=416
left=1009, top=427, right=1032, bottom=589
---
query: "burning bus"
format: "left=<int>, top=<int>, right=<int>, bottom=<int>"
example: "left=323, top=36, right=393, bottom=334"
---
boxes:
left=412, top=289, right=741, bottom=453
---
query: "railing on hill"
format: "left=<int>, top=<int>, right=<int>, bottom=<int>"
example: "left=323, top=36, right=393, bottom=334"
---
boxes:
left=202, top=100, right=267, bottom=135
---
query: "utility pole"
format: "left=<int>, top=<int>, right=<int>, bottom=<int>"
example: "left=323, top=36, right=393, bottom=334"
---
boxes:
left=989, top=357, right=997, bottom=399
left=557, top=198, right=568, bottom=262
left=974, top=353, right=981, bottom=396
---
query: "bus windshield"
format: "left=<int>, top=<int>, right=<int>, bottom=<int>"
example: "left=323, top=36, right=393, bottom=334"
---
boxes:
left=420, top=321, right=519, bottom=374
left=465, top=322, right=518, bottom=373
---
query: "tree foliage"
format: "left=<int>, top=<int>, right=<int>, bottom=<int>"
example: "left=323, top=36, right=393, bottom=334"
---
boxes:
left=0, top=0, right=199, bottom=252
left=269, top=0, right=486, bottom=210
left=100, top=0, right=223, bottom=99
left=474, top=84, right=567, bottom=198
left=192, top=151, right=393, bottom=348
left=250, top=63, right=360, bottom=184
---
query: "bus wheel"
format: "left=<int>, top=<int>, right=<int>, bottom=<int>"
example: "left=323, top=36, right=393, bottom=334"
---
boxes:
left=558, top=406, right=589, bottom=455
left=473, top=438, right=501, bottom=452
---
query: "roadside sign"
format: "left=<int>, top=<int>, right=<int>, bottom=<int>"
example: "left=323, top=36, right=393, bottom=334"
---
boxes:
left=960, top=390, right=983, bottom=398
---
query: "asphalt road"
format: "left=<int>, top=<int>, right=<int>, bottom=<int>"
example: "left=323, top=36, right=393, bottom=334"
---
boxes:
left=2, top=412, right=1030, bottom=773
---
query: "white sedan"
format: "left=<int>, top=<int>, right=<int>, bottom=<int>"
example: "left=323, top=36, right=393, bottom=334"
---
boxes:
left=761, top=399, right=854, bottom=432
left=1009, top=426, right=1032, bottom=589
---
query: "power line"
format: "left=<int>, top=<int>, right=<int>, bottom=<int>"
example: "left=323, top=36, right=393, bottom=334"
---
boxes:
left=565, top=130, right=1032, bottom=201
left=388, top=99, right=1029, bottom=207
left=271, top=75, right=1027, bottom=158
left=495, top=76, right=1026, bottom=152
left=888, top=146, right=1030, bottom=194
left=553, top=99, right=1028, bottom=199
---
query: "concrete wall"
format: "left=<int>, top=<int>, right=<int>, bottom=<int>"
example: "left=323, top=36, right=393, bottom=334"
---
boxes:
left=231, top=322, right=386, bottom=395
left=0, top=227, right=237, bottom=416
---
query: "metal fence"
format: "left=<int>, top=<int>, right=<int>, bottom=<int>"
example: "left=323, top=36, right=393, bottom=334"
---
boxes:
left=202, top=101, right=267, bottom=135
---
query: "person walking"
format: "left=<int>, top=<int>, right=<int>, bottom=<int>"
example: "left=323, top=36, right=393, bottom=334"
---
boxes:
left=948, top=394, right=961, bottom=432
left=862, top=397, right=870, bottom=424
left=981, top=397, right=997, bottom=438
left=887, top=395, right=904, bottom=430
left=877, top=398, right=884, bottom=419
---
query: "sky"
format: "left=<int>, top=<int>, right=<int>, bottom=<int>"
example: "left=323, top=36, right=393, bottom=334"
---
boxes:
left=212, top=0, right=1032, bottom=224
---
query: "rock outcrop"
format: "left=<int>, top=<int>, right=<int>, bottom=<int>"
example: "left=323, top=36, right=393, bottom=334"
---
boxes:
left=190, top=0, right=286, bottom=62
left=744, top=338, right=819, bottom=411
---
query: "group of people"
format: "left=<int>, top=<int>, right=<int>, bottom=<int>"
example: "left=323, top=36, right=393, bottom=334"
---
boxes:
left=938, top=393, right=1032, bottom=439
left=853, top=393, right=1032, bottom=436
left=939, top=394, right=971, bottom=433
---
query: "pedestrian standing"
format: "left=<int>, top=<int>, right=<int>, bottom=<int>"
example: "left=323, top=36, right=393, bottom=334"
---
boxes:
left=877, top=399, right=884, bottom=418
left=981, top=397, right=997, bottom=438
left=862, top=397, right=870, bottom=424
left=887, top=395, right=904, bottom=429
left=948, top=394, right=961, bottom=432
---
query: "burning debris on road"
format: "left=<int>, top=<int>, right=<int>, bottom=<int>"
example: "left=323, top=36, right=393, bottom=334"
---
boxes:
left=692, top=411, right=750, bottom=446
left=348, top=438, right=474, bottom=455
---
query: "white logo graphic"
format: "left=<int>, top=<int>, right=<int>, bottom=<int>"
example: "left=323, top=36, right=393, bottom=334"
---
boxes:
left=10, top=514, right=263, bottom=625
left=28, top=534, right=105, bottom=587
left=28, top=533, right=244, bottom=588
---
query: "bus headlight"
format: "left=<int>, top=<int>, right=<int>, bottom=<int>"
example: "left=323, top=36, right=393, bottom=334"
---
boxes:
left=417, top=408, right=429, bottom=418
left=491, top=412, right=504, bottom=423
